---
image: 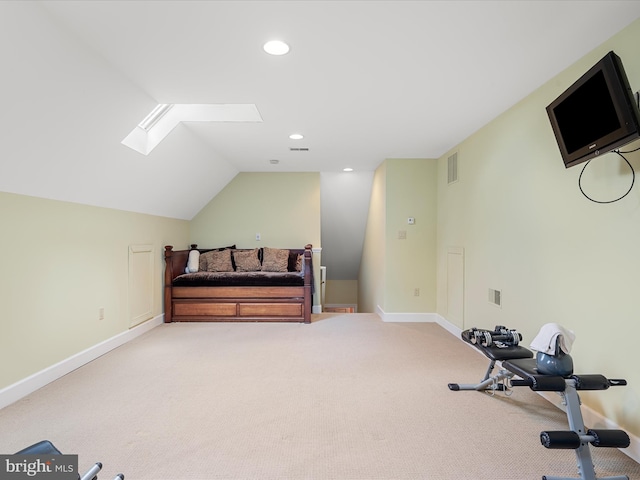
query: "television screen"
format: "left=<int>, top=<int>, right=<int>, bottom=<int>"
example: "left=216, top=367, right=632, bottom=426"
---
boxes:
left=546, top=51, right=640, bottom=168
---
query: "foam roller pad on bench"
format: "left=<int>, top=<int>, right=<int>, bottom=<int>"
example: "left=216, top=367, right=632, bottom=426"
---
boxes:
left=540, top=431, right=581, bottom=449
left=588, top=429, right=630, bottom=448
left=571, top=374, right=610, bottom=390
left=511, top=375, right=567, bottom=391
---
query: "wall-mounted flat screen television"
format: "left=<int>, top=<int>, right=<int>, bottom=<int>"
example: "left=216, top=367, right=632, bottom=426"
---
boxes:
left=546, top=51, right=640, bottom=168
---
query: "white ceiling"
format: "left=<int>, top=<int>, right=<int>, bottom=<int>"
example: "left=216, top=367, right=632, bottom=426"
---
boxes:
left=3, top=1, right=640, bottom=281
left=38, top=0, right=640, bottom=174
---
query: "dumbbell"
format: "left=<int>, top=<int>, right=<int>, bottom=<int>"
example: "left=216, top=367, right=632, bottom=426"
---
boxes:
left=469, top=328, right=521, bottom=347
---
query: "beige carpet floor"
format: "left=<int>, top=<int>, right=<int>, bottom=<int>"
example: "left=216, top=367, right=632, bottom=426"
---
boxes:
left=0, top=314, right=638, bottom=479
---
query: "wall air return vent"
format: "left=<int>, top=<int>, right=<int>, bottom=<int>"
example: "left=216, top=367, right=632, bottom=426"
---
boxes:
left=290, top=147, right=310, bottom=152
left=447, top=152, right=458, bottom=184
left=488, top=288, right=502, bottom=308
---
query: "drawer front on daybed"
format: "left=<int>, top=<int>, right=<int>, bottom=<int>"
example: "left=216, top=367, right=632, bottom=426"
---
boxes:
left=238, top=302, right=303, bottom=317
left=174, top=302, right=237, bottom=317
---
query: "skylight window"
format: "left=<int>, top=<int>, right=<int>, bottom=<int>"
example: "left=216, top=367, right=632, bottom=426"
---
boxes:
left=122, top=104, right=263, bottom=155
left=138, top=104, right=173, bottom=131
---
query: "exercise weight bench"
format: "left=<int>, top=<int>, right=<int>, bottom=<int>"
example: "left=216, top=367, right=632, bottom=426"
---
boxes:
left=449, top=326, right=630, bottom=480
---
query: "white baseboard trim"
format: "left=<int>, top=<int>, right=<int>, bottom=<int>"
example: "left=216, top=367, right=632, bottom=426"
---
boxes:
left=436, top=314, right=640, bottom=465
left=433, top=313, right=463, bottom=337
left=376, top=306, right=440, bottom=323
left=375, top=308, right=461, bottom=334
left=312, top=305, right=323, bottom=314
left=0, top=314, right=164, bottom=411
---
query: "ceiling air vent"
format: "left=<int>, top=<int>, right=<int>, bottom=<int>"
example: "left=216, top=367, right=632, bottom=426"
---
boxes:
left=290, top=147, right=309, bottom=152
left=447, top=152, right=458, bottom=184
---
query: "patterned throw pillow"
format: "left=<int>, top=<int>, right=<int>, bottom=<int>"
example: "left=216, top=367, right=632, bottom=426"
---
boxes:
left=262, top=247, right=290, bottom=272
left=295, top=253, right=303, bottom=272
left=233, top=249, right=261, bottom=272
left=198, top=245, right=236, bottom=271
left=201, top=249, right=234, bottom=272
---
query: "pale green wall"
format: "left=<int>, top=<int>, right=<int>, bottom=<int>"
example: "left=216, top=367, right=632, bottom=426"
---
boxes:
left=385, top=159, right=437, bottom=312
left=190, top=172, right=320, bottom=249
left=325, top=280, right=358, bottom=306
left=437, top=18, right=640, bottom=437
left=0, top=192, right=188, bottom=389
left=359, top=162, right=387, bottom=313
left=359, top=159, right=437, bottom=314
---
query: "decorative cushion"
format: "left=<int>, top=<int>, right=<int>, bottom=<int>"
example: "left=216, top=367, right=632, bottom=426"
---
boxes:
left=198, top=245, right=235, bottom=271
left=186, top=250, right=200, bottom=273
left=201, top=249, right=234, bottom=272
left=262, top=247, right=290, bottom=272
left=233, top=248, right=261, bottom=272
left=295, top=253, right=303, bottom=272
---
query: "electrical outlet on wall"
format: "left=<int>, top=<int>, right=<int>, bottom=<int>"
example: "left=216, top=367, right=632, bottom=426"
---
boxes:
left=256, top=233, right=261, bottom=241
left=98, top=307, right=105, bottom=321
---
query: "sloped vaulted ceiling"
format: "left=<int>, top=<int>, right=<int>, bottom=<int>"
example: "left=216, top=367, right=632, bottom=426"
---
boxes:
left=2, top=1, right=640, bottom=278
left=0, top=1, right=239, bottom=219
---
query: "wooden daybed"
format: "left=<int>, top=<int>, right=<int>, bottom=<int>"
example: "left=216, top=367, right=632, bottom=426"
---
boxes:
left=164, top=244, right=313, bottom=323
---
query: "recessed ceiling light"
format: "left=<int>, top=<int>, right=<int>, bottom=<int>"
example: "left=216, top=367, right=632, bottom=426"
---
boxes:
left=289, top=133, right=304, bottom=140
left=263, top=40, right=290, bottom=56
left=343, top=167, right=354, bottom=172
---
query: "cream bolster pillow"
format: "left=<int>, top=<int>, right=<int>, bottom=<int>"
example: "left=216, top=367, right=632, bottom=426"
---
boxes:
left=186, top=250, right=200, bottom=273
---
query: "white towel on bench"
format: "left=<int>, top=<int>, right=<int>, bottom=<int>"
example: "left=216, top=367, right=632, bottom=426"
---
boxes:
left=530, top=323, right=575, bottom=355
